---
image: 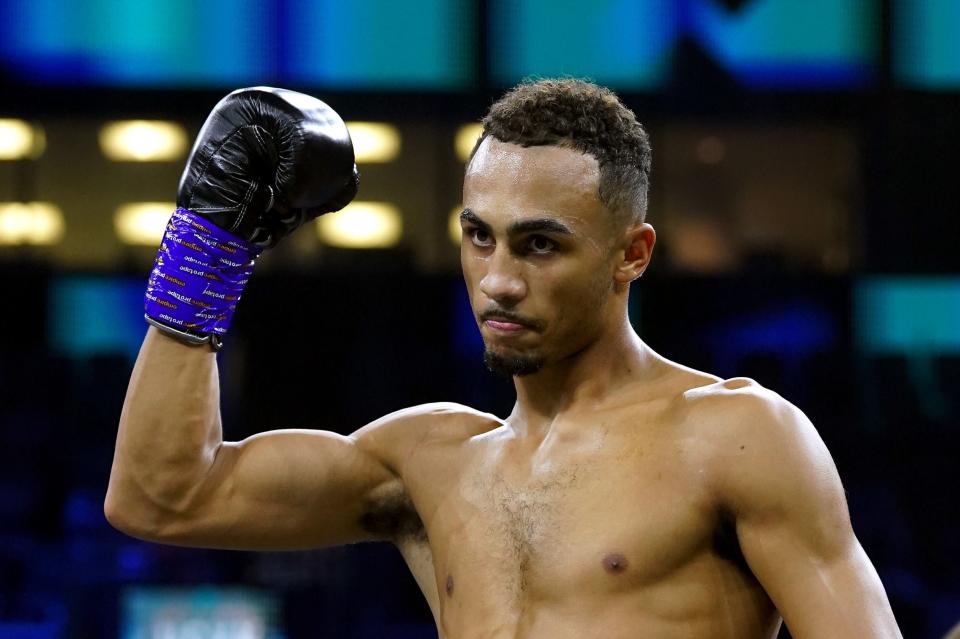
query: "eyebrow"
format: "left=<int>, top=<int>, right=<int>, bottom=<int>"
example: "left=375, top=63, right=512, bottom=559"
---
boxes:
left=459, top=208, right=573, bottom=236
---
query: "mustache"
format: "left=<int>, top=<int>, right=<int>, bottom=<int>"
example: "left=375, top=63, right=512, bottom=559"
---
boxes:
left=478, top=308, right=544, bottom=331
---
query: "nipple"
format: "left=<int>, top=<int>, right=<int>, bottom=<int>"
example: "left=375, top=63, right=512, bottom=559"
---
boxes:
left=602, top=553, right=629, bottom=574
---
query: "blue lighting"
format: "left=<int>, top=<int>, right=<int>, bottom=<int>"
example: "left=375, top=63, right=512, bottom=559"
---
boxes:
left=450, top=283, right=485, bottom=358
left=48, top=276, right=146, bottom=360
left=0, top=0, right=474, bottom=89
left=490, top=0, right=877, bottom=90
left=121, top=587, right=283, bottom=639
left=0, top=0, right=884, bottom=90
left=687, top=0, right=878, bottom=88
left=893, top=0, right=960, bottom=88
left=856, top=277, right=960, bottom=355
left=707, top=300, right=838, bottom=375
left=490, top=0, right=674, bottom=89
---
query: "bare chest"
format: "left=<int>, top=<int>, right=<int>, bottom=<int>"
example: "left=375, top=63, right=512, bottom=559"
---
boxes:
left=411, top=424, right=719, bottom=605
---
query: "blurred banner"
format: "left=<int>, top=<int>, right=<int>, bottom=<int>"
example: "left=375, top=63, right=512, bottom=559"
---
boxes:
left=0, top=0, right=936, bottom=91
left=4, top=0, right=957, bottom=92
left=0, top=0, right=476, bottom=90
left=121, top=587, right=283, bottom=639
left=491, top=0, right=878, bottom=89
left=892, top=0, right=960, bottom=88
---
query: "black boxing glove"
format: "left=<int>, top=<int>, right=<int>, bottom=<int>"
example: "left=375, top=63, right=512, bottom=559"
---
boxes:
left=178, top=86, right=359, bottom=248
left=144, top=87, right=358, bottom=350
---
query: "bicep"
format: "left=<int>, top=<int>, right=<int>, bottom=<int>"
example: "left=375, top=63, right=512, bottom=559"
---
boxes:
left=159, top=427, right=399, bottom=550
left=719, top=395, right=901, bottom=638
left=735, top=479, right=895, bottom=638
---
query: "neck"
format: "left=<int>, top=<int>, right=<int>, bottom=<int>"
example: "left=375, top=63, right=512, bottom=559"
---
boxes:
left=507, top=312, right=657, bottom=438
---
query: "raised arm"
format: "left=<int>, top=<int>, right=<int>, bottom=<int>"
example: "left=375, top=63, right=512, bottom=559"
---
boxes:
left=105, top=327, right=425, bottom=550
left=105, top=86, right=403, bottom=550
left=712, top=384, right=902, bottom=638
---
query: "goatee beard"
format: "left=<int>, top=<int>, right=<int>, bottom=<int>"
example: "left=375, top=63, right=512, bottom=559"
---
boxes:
left=483, top=349, right=545, bottom=378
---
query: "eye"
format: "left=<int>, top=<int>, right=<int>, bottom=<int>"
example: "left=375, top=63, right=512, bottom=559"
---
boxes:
left=527, top=235, right=556, bottom=254
left=468, top=228, right=493, bottom=247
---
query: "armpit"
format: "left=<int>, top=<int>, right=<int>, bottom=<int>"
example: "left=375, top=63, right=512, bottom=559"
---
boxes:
left=713, top=508, right=752, bottom=576
left=360, top=482, right=427, bottom=542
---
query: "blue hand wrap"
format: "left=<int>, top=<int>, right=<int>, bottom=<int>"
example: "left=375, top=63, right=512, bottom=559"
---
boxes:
left=144, top=208, right=262, bottom=349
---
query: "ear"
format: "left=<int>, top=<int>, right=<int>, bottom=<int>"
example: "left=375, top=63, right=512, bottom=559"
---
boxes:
left=613, top=223, right=656, bottom=284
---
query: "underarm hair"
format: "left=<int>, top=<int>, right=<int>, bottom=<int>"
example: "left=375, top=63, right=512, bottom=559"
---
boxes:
left=360, top=484, right=427, bottom=543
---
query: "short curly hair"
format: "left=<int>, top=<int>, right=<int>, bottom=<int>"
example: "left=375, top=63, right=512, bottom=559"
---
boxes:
left=473, top=78, right=652, bottom=225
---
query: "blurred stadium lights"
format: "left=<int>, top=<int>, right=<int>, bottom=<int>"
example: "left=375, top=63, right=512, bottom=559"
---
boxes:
left=99, top=120, right=188, bottom=161
left=114, top=203, right=174, bottom=245
left=0, top=119, right=45, bottom=160
left=346, top=122, right=401, bottom=163
left=0, top=202, right=64, bottom=245
left=316, top=201, right=402, bottom=248
left=448, top=206, right=463, bottom=246
left=455, top=123, right=483, bottom=162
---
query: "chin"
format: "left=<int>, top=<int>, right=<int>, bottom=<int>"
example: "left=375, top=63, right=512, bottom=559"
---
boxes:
left=483, top=347, right=546, bottom=378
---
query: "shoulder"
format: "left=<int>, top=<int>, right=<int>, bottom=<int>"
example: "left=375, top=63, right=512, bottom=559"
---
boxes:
left=355, top=401, right=504, bottom=441
left=681, top=378, right=842, bottom=515
left=637, top=358, right=810, bottom=449
left=351, top=402, right=503, bottom=472
left=681, top=376, right=808, bottom=440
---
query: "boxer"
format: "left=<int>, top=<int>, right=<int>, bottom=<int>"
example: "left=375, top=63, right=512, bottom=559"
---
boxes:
left=106, top=80, right=902, bottom=638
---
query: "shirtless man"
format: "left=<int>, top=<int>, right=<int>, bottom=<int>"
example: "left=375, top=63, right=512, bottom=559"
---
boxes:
left=106, top=80, right=903, bottom=638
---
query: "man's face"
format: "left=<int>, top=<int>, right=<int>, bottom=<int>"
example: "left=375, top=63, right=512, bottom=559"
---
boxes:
left=461, top=137, right=619, bottom=377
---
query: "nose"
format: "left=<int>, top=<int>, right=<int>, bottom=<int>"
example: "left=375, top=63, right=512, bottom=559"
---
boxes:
left=479, top=249, right=527, bottom=307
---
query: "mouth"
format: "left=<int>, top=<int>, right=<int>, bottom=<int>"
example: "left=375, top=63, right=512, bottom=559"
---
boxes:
left=484, top=319, right=527, bottom=333
left=480, top=312, right=538, bottom=334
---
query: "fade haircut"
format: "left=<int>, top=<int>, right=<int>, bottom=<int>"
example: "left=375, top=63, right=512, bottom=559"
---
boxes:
left=472, top=78, right=652, bottom=225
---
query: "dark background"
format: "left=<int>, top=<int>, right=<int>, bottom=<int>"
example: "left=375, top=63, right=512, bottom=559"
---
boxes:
left=1, top=0, right=958, bottom=637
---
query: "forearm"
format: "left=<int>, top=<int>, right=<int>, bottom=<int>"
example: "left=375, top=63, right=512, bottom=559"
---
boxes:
left=105, top=326, right=223, bottom=533
left=105, top=87, right=358, bottom=543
